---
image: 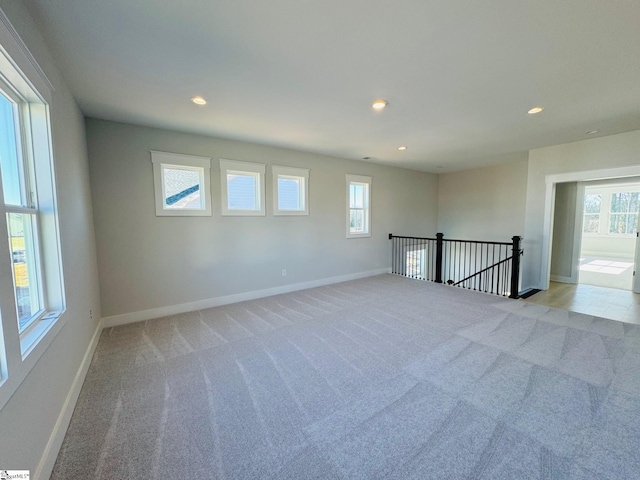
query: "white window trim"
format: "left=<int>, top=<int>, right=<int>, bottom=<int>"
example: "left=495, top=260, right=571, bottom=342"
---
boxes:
left=346, top=174, right=372, bottom=238
left=272, top=165, right=309, bottom=216
left=0, top=9, right=66, bottom=412
left=220, top=159, right=266, bottom=216
left=150, top=151, right=212, bottom=217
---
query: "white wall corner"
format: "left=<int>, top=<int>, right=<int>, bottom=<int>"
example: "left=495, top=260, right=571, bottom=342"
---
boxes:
left=102, top=268, right=390, bottom=328
left=34, top=318, right=104, bottom=480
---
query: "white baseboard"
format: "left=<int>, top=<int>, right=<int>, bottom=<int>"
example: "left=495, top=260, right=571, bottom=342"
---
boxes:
left=35, top=318, right=104, bottom=480
left=550, top=275, right=576, bottom=284
left=102, top=268, right=391, bottom=328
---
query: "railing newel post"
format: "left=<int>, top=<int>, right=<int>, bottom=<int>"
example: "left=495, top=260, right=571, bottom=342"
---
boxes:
left=509, top=236, right=522, bottom=299
left=435, top=233, right=444, bottom=284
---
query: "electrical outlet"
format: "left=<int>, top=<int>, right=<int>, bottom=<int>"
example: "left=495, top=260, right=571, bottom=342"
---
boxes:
left=282, top=269, right=287, bottom=277
left=89, top=309, right=93, bottom=319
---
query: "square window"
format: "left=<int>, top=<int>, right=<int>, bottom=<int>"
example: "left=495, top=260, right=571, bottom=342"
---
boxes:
left=162, top=167, right=202, bottom=209
left=227, top=171, right=259, bottom=210
left=151, top=151, right=212, bottom=216
left=220, top=159, right=266, bottom=216
left=346, top=174, right=371, bottom=238
left=583, top=214, right=600, bottom=233
left=272, top=165, right=309, bottom=215
left=278, top=177, right=300, bottom=209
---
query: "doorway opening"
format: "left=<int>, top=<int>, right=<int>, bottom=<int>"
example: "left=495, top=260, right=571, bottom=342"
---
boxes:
left=542, top=165, right=640, bottom=295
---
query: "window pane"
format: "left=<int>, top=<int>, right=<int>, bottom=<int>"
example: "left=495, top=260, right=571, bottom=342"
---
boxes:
left=609, top=213, right=626, bottom=234
left=583, top=214, right=599, bottom=233
left=611, top=192, right=634, bottom=213
left=609, top=192, right=640, bottom=234
left=629, top=192, right=640, bottom=214
left=228, top=172, right=258, bottom=210
left=278, top=176, right=302, bottom=210
left=610, top=193, right=623, bottom=213
left=7, top=212, right=41, bottom=331
left=350, top=209, right=364, bottom=233
left=628, top=213, right=638, bottom=234
left=0, top=92, right=24, bottom=206
left=583, top=194, right=601, bottom=214
left=162, top=166, right=202, bottom=209
left=350, top=183, right=364, bottom=208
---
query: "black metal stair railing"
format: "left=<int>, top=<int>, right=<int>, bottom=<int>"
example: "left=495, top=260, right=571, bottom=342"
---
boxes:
left=389, top=233, right=523, bottom=298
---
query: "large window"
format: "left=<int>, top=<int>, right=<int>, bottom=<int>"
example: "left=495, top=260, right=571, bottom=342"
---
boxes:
left=582, top=193, right=602, bottom=233
left=582, top=186, right=640, bottom=237
left=1, top=92, right=42, bottom=332
left=609, top=192, right=640, bottom=234
left=272, top=165, right=309, bottom=216
left=346, top=174, right=371, bottom=238
left=0, top=85, right=64, bottom=342
left=151, top=151, right=212, bottom=216
left=220, top=159, right=266, bottom=216
left=0, top=11, right=65, bottom=410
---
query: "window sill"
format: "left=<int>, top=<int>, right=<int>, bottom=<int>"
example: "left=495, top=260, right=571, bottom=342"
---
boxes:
left=0, top=308, right=66, bottom=411
left=156, top=210, right=212, bottom=217
left=221, top=210, right=266, bottom=216
left=347, top=232, right=371, bottom=239
left=274, top=210, right=309, bottom=216
left=583, top=233, right=636, bottom=238
left=21, top=309, right=65, bottom=359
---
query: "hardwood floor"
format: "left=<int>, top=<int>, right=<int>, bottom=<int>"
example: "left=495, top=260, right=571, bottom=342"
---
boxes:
left=523, top=281, right=640, bottom=325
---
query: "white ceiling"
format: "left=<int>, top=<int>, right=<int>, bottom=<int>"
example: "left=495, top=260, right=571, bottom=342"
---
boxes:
left=23, top=0, right=640, bottom=172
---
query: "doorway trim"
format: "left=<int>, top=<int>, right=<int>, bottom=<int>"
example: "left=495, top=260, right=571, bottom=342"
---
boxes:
left=542, top=165, right=640, bottom=290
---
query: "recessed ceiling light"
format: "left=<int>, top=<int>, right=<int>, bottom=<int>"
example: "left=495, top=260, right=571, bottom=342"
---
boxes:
left=372, top=100, right=388, bottom=110
left=586, top=130, right=599, bottom=135
left=398, top=146, right=407, bottom=151
left=527, top=106, right=544, bottom=114
left=191, top=96, right=207, bottom=105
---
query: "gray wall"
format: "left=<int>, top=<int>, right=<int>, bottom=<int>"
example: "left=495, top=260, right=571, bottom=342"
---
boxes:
left=0, top=2, right=101, bottom=476
left=436, top=159, right=528, bottom=242
left=86, top=119, right=439, bottom=319
left=550, top=182, right=578, bottom=279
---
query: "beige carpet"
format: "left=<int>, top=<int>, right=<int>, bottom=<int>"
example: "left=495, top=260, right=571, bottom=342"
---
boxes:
left=51, top=275, right=640, bottom=479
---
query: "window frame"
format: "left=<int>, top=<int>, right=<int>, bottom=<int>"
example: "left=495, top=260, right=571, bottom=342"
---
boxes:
left=0, top=82, right=64, bottom=354
left=0, top=11, right=66, bottom=412
left=582, top=193, right=602, bottom=235
left=220, top=159, right=266, bottom=216
left=608, top=191, right=639, bottom=236
left=1, top=85, right=46, bottom=334
left=150, top=151, right=212, bottom=217
left=346, top=174, right=372, bottom=238
left=272, top=165, right=309, bottom=216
